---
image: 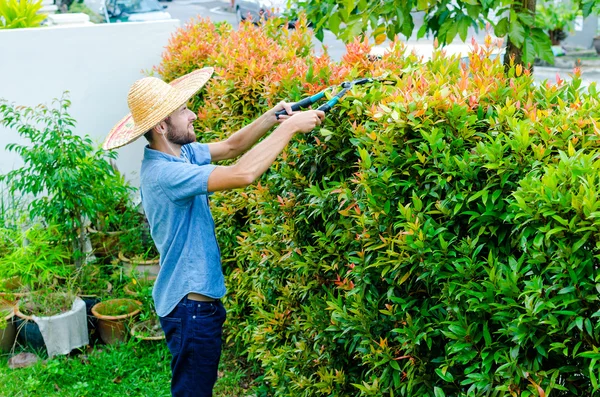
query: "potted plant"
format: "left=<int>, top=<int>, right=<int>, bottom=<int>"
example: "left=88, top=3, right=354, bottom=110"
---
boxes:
left=535, top=0, right=578, bottom=48
left=86, top=170, right=137, bottom=262
left=71, top=263, right=113, bottom=344
left=130, top=313, right=164, bottom=341
left=72, top=263, right=113, bottom=306
left=0, top=300, right=16, bottom=352
left=14, top=290, right=88, bottom=356
left=0, top=96, right=130, bottom=268
left=117, top=220, right=160, bottom=279
left=0, top=224, right=73, bottom=301
left=91, top=298, right=142, bottom=345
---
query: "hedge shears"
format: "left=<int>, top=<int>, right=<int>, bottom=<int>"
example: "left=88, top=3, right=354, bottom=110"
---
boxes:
left=274, top=77, right=375, bottom=119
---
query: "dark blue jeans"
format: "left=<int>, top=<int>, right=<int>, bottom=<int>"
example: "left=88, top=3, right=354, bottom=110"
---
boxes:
left=159, top=297, right=227, bottom=397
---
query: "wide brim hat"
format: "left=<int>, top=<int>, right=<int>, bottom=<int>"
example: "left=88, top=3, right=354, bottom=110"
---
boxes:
left=102, top=67, right=214, bottom=150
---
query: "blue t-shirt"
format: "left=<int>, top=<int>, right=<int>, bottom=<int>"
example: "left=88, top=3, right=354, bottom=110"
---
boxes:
left=140, top=143, right=225, bottom=317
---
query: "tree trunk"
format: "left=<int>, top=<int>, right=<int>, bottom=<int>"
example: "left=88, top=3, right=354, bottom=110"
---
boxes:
left=503, top=0, right=537, bottom=71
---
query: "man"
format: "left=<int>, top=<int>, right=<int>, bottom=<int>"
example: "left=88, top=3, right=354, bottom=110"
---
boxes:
left=103, top=67, right=325, bottom=396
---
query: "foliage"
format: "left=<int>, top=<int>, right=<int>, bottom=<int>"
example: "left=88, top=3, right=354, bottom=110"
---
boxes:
left=535, top=0, right=579, bottom=45
left=0, top=303, right=12, bottom=330
left=88, top=171, right=136, bottom=234
left=292, top=0, right=600, bottom=67
left=19, top=292, right=76, bottom=317
left=0, top=224, right=73, bottom=290
left=71, top=262, right=112, bottom=297
left=157, top=18, right=600, bottom=396
left=0, top=95, right=132, bottom=265
left=130, top=316, right=163, bottom=339
left=94, top=299, right=140, bottom=317
left=0, top=0, right=46, bottom=29
left=124, top=275, right=155, bottom=311
left=117, top=215, right=159, bottom=259
left=0, top=226, right=19, bottom=258
left=0, top=340, right=255, bottom=396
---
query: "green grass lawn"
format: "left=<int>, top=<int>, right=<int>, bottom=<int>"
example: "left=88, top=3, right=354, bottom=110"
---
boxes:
left=0, top=340, right=255, bottom=396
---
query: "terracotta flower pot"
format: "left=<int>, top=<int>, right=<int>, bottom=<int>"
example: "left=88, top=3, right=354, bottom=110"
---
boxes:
left=0, top=301, right=16, bottom=352
left=91, top=299, right=142, bottom=345
left=119, top=251, right=160, bottom=279
left=130, top=317, right=165, bottom=341
left=0, top=276, right=30, bottom=302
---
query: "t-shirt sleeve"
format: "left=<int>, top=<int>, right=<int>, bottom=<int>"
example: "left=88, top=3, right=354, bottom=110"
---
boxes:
left=183, top=143, right=212, bottom=166
left=157, top=162, right=217, bottom=203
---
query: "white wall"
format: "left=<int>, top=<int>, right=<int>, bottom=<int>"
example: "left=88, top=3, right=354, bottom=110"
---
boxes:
left=564, top=16, right=599, bottom=49
left=0, top=20, right=180, bottom=187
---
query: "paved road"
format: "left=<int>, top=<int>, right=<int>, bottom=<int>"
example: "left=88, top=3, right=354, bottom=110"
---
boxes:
left=162, top=0, right=600, bottom=88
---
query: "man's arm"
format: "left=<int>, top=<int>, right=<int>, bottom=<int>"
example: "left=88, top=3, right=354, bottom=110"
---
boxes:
left=207, top=102, right=293, bottom=162
left=207, top=110, right=324, bottom=192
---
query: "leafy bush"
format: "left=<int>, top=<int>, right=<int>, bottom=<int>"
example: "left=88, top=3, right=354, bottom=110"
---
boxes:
left=0, top=0, right=46, bottom=29
left=0, top=224, right=73, bottom=289
left=157, top=19, right=600, bottom=396
left=0, top=95, right=133, bottom=265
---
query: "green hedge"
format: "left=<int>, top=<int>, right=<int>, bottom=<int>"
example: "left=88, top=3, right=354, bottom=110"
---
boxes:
left=157, top=19, right=600, bottom=396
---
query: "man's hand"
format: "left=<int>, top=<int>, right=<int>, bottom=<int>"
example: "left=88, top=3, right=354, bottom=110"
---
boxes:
left=267, top=101, right=295, bottom=125
left=281, top=110, right=325, bottom=134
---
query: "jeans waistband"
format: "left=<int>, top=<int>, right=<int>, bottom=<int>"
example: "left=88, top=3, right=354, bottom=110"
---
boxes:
left=186, top=292, right=217, bottom=302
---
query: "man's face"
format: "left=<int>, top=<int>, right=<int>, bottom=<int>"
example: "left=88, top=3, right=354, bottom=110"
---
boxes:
left=164, top=104, right=197, bottom=145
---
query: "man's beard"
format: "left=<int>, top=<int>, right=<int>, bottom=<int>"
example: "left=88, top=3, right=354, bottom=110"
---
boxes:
left=165, top=120, right=196, bottom=146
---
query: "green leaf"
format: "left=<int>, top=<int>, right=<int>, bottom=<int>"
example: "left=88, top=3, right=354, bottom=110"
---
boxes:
left=576, top=317, right=584, bottom=332
left=465, top=4, right=481, bottom=19
left=508, top=19, right=525, bottom=46
left=558, top=286, right=575, bottom=295
left=582, top=0, right=596, bottom=17
left=435, top=368, right=454, bottom=382
left=522, top=36, right=535, bottom=65
left=483, top=322, right=492, bottom=346
left=329, top=11, right=341, bottom=35
left=531, top=28, right=554, bottom=64
left=458, top=18, right=471, bottom=42
left=434, top=386, right=446, bottom=397
left=495, top=17, right=510, bottom=36
left=517, top=11, right=534, bottom=27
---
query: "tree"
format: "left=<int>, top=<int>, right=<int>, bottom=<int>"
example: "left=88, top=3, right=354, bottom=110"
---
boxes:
left=295, top=0, right=600, bottom=68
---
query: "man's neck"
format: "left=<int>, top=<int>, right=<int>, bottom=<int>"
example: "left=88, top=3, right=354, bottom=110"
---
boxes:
left=150, top=139, right=182, bottom=158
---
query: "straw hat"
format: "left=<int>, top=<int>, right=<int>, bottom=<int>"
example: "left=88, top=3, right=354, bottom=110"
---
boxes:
left=102, top=67, right=214, bottom=150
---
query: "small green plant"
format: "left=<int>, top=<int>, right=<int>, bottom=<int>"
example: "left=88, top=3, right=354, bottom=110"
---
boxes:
left=71, top=262, right=112, bottom=297
left=0, top=224, right=72, bottom=290
left=536, top=0, right=579, bottom=45
left=118, top=219, right=159, bottom=260
left=131, top=314, right=163, bottom=339
left=19, top=291, right=75, bottom=318
left=0, top=306, right=11, bottom=330
left=0, top=226, right=19, bottom=258
left=0, top=95, right=132, bottom=266
left=96, top=299, right=140, bottom=317
left=0, top=0, right=46, bottom=29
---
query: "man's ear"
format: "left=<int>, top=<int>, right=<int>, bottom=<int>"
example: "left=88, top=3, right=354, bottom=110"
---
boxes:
left=154, top=120, right=167, bottom=136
